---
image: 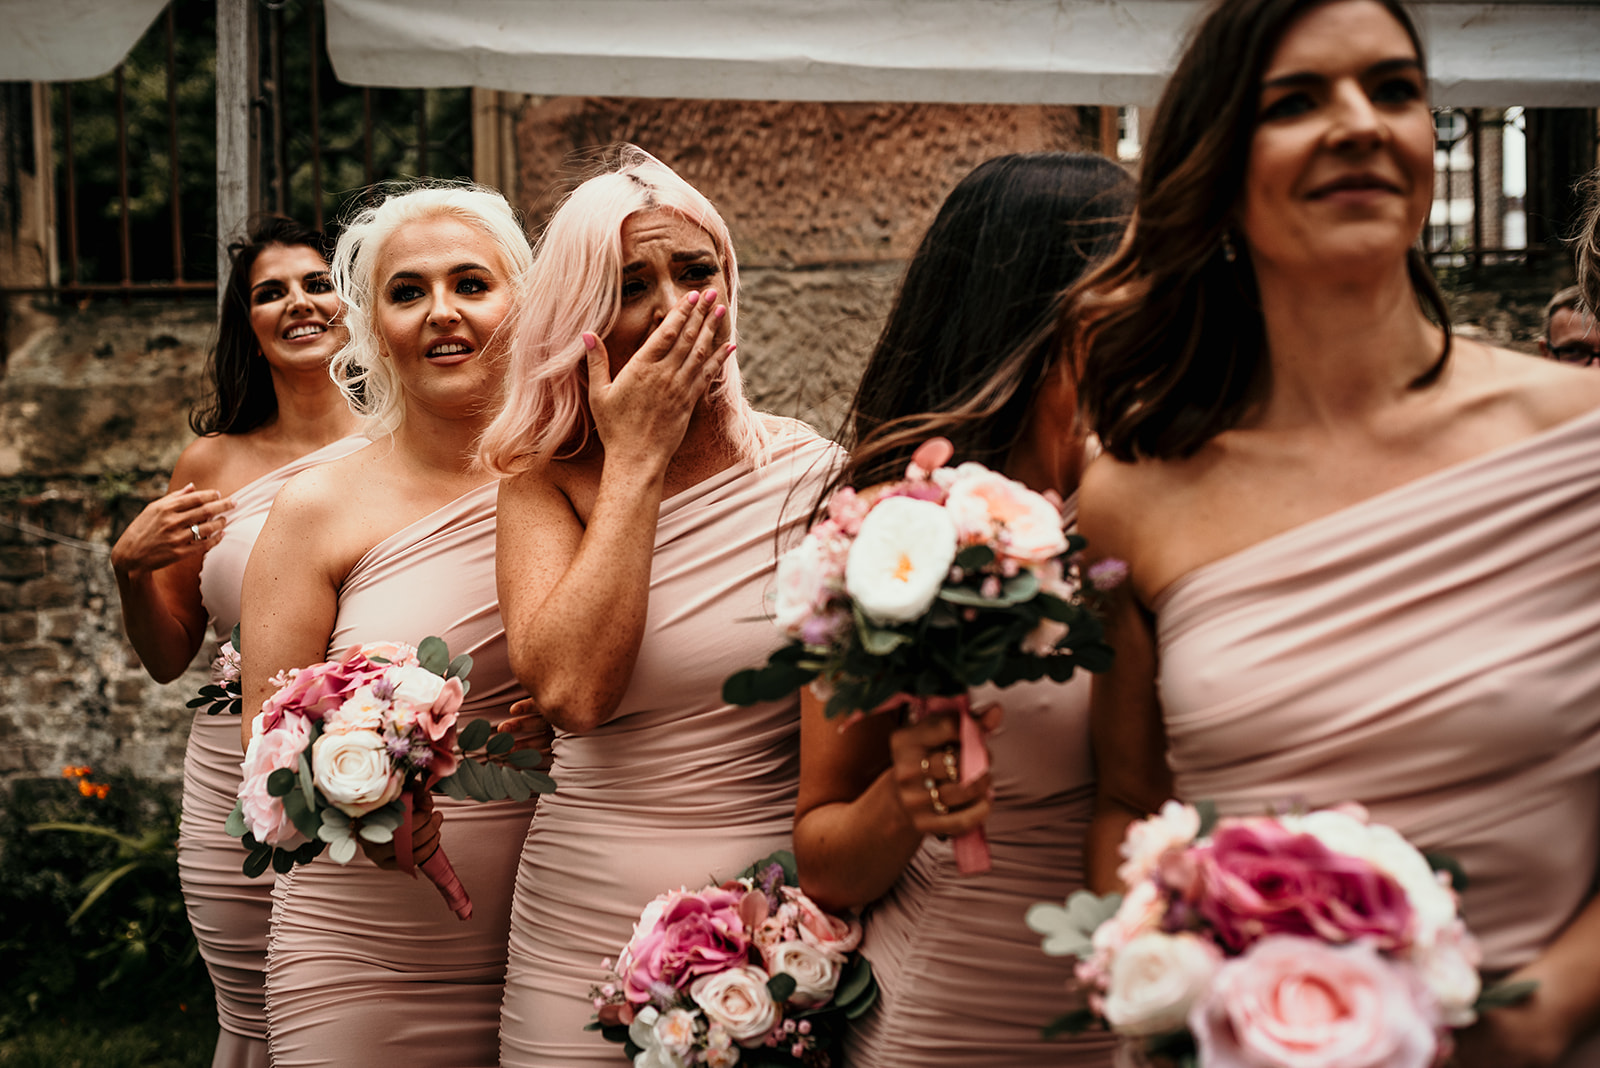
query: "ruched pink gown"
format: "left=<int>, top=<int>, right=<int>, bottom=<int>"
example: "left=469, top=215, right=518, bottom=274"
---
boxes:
left=263, top=481, right=538, bottom=1068
left=1155, top=406, right=1600, bottom=1064
left=846, top=605, right=1116, bottom=1065
left=186, top=435, right=364, bottom=1068
left=498, top=427, right=835, bottom=1067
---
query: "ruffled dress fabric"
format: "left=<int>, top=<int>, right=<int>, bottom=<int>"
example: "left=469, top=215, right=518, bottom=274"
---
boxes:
left=183, top=434, right=364, bottom=1067
left=263, top=481, right=536, bottom=1068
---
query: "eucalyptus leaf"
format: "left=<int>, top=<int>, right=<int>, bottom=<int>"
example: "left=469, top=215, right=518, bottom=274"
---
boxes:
left=185, top=695, right=210, bottom=709
left=446, top=652, right=474, bottom=680
left=766, top=972, right=797, bottom=1003
left=722, top=669, right=761, bottom=707
left=520, top=769, right=557, bottom=794
left=266, top=768, right=295, bottom=798
left=1002, top=571, right=1040, bottom=602
left=1475, top=978, right=1539, bottom=1010
left=297, top=750, right=317, bottom=811
left=436, top=772, right=470, bottom=802
left=954, top=544, right=995, bottom=570
left=271, top=847, right=298, bottom=874
left=858, top=622, right=912, bottom=656
left=243, top=845, right=273, bottom=878
left=1041, top=1008, right=1096, bottom=1039
left=329, top=836, right=359, bottom=864
left=485, top=731, right=515, bottom=757
left=230, top=622, right=242, bottom=648
left=458, top=718, right=493, bottom=753
left=500, top=764, right=533, bottom=803
left=507, top=749, right=546, bottom=769
left=417, top=636, right=450, bottom=675
left=1194, top=799, right=1220, bottom=840
left=1424, top=851, right=1469, bottom=893
left=224, top=801, right=247, bottom=838
left=833, top=955, right=874, bottom=1011
left=453, top=754, right=491, bottom=801
left=357, top=821, right=394, bottom=844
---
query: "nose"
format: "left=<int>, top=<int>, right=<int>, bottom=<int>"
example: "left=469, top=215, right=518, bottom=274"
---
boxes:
left=285, top=282, right=314, bottom=315
left=427, top=285, right=462, bottom=328
left=1328, top=80, right=1384, bottom=151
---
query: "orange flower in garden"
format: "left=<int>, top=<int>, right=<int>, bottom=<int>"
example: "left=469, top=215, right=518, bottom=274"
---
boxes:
left=62, top=764, right=110, bottom=798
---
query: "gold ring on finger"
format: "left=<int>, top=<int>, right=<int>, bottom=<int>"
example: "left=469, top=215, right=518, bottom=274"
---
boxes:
left=919, top=755, right=933, bottom=776
left=921, top=775, right=938, bottom=794
left=190, top=523, right=202, bottom=542
left=941, top=747, right=959, bottom=783
left=928, top=785, right=949, bottom=816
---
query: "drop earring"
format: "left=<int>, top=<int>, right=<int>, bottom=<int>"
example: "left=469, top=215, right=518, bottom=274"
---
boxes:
left=1221, top=233, right=1238, bottom=263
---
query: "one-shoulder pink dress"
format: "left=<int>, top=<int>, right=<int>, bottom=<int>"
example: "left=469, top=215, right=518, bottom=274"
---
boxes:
left=1155, top=406, right=1600, bottom=1064
left=185, top=435, right=364, bottom=1068
left=846, top=504, right=1116, bottom=1066
left=497, top=428, right=835, bottom=1067
left=263, top=481, right=537, bottom=1068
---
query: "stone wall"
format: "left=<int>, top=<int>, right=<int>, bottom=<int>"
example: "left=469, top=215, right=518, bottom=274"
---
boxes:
left=0, top=96, right=1580, bottom=788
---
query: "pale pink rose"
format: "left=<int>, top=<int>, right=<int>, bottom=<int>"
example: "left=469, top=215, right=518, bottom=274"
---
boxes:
left=1118, top=800, right=1203, bottom=886
left=773, top=535, right=832, bottom=635
left=1410, top=919, right=1482, bottom=1028
left=825, top=486, right=872, bottom=537
left=653, top=1007, right=698, bottom=1054
left=1196, top=818, right=1413, bottom=952
left=690, top=966, right=780, bottom=1045
left=357, top=640, right=419, bottom=666
left=1189, top=936, right=1439, bottom=1068
left=1102, top=931, right=1222, bottom=1036
left=619, top=887, right=750, bottom=1005
left=764, top=939, right=842, bottom=1007
left=211, top=641, right=242, bottom=686
left=385, top=664, right=446, bottom=711
left=310, top=729, right=403, bottom=817
left=323, top=685, right=390, bottom=734
left=783, top=886, right=862, bottom=959
left=844, top=496, right=958, bottom=624
left=942, top=464, right=1069, bottom=562
left=237, top=711, right=313, bottom=845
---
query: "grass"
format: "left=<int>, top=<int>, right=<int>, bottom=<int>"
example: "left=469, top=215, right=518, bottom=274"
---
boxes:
left=0, top=1003, right=215, bottom=1067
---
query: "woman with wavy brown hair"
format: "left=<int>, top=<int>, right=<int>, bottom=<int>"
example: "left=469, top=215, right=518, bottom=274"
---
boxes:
left=1064, top=0, right=1600, bottom=1063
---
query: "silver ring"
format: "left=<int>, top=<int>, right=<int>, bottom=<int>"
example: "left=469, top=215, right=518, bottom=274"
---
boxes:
left=928, top=785, right=949, bottom=816
left=190, top=523, right=202, bottom=542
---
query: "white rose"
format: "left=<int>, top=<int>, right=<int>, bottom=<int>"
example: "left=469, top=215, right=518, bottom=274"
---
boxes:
left=690, top=966, right=780, bottom=1045
left=1411, top=921, right=1483, bottom=1027
left=311, top=729, right=403, bottom=817
left=653, top=1008, right=699, bottom=1055
left=942, top=464, right=1068, bottom=563
left=1102, top=931, right=1221, bottom=1037
left=627, top=1007, right=689, bottom=1068
left=844, top=496, right=958, bottom=624
left=765, top=940, right=841, bottom=1008
left=1290, top=809, right=1459, bottom=942
left=385, top=664, right=446, bottom=708
left=773, top=535, right=828, bottom=634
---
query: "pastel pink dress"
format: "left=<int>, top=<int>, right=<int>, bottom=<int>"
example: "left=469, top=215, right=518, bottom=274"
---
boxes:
left=1155, top=406, right=1600, bottom=1064
left=186, top=435, right=364, bottom=1068
left=263, top=481, right=537, bottom=1068
left=498, top=427, right=836, bottom=1067
left=845, top=507, right=1117, bottom=1068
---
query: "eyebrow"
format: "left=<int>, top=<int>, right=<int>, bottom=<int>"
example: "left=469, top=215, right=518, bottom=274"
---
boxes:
left=622, top=249, right=716, bottom=274
left=251, top=269, right=329, bottom=293
left=384, top=262, right=495, bottom=285
left=1262, top=56, right=1421, bottom=90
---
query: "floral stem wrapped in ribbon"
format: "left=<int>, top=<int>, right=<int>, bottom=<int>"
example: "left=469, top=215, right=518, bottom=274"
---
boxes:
left=587, top=850, right=877, bottom=1067
left=723, top=437, right=1119, bottom=874
left=222, top=636, right=555, bottom=920
left=1026, top=801, right=1536, bottom=1068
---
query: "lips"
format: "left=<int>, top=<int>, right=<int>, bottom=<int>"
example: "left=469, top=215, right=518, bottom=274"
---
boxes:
left=1308, top=172, right=1402, bottom=198
left=426, top=336, right=474, bottom=358
left=283, top=322, right=327, bottom=341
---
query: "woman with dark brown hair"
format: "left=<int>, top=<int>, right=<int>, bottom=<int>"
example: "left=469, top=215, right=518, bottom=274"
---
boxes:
left=1066, top=0, right=1600, bottom=1063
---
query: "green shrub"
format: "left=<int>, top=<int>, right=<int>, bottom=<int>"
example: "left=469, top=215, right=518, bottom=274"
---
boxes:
left=0, top=769, right=213, bottom=1039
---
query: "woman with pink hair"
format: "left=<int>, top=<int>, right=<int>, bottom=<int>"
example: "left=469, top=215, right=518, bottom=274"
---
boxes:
left=479, top=147, right=835, bottom=1065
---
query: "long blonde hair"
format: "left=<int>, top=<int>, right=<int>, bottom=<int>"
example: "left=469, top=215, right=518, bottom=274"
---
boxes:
left=479, top=146, right=767, bottom=475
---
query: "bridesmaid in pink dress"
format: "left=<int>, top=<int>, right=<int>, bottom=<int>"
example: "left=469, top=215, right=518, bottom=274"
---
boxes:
left=110, top=216, right=361, bottom=1068
left=793, top=153, right=1129, bottom=1067
left=478, top=148, right=834, bottom=1066
left=1066, top=1, right=1600, bottom=1064
left=237, top=184, right=536, bottom=1067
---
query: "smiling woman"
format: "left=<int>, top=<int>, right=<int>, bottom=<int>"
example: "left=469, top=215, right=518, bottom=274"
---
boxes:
left=234, top=183, right=539, bottom=1068
left=108, top=215, right=366, bottom=1068
left=1057, top=0, right=1600, bottom=1064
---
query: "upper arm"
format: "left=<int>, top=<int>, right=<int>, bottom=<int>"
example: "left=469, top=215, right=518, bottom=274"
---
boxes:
left=495, top=469, right=585, bottom=683
left=1077, top=457, right=1172, bottom=816
left=795, top=687, right=896, bottom=822
left=238, top=473, right=345, bottom=738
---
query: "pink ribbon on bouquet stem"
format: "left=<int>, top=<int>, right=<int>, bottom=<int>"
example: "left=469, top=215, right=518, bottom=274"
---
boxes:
left=879, top=691, right=993, bottom=875
left=395, top=788, right=473, bottom=921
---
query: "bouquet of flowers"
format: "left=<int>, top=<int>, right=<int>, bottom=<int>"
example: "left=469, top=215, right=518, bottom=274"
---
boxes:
left=723, top=437, right=1118, bottom=872
left=223, top=636, right=554, bottom=920
left=587, top=851, right=877, bottom=1067
left=1026, top=801, right=1533, bottom=1068
left=189, top=624, right=243, bottom=716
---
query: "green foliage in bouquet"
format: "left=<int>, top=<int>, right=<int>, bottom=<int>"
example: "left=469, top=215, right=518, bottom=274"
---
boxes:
left=187, top=623, right=242, bottom=717
left=725, top=537, right=1114, bottom=720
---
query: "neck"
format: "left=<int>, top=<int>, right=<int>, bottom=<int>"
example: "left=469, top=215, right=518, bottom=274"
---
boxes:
left=1009, top=359, right=1082, bottom=497
left=391, top=403, right=493, bottom=481
left=267, top=365, right=362, bottom=448
left=1251, top=256, right=1445, bottom=431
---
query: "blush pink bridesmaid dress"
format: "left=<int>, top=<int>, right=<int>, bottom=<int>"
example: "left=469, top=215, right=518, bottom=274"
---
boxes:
left=262, top=481, right=537, bottom=1068
left=1154, top=406, right=1600, bottom=1065
left=186, top=435, right=364, bottom=1068
left=497, top=426, right=834, bottom=1067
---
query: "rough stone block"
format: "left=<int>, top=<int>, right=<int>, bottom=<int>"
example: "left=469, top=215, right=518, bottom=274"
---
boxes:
left=113, top=677, right=146, bottom=706
left=16, top=576, right=78, bottom=609
left=7, top=645, right=59, bottom=673
left=0, top=545, right=46, bottom=579
left=0, top=612, right=36, bottom=643
left=40, top=608, right=80, bottom=642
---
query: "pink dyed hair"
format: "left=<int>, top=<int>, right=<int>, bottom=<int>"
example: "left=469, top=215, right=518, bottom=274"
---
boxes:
left=478, top=146, right=767, bottom=475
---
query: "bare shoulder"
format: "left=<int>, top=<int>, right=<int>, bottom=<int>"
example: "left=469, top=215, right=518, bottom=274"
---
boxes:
left=1077, top=451, right=1177, bottom=561
left=169, top=433, right=235, bottom=491
left=1465, top=339, right=1600, bottom=429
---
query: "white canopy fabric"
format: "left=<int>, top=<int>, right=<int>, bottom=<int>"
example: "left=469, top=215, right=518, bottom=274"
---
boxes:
left=0, top=0, right=168, bottom=82
left=321, top=0, right=1600, bottom=107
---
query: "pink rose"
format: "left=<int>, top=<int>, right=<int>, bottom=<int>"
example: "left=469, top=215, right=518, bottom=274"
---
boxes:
left=620, top=888, right=751, bottom=1004
left=259, top=657, right=361, bottom=730
left=237, top=711, right=313, bottom=845
left=1196, top=819, right=1413, bottom=952
left=1190, top=936, right=1439, bottom=1068
left=941, top=464, right=1068, bottom=563
left=825, top=486, right=871, bottom=537
left=782, top=886, right=862, bottom=960
left=211, top=641, right=242, bottom=686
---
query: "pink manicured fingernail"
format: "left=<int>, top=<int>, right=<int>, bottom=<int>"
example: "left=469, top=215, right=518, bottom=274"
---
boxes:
left=713, top=305, right=726, bottom=319
left=685, top=291, right=700, bottom=305
left=704, top=289, right=717, bottom=303
left=581, top=332, right=597, bottom=351
left=725, top=343, right=737, bottom=356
